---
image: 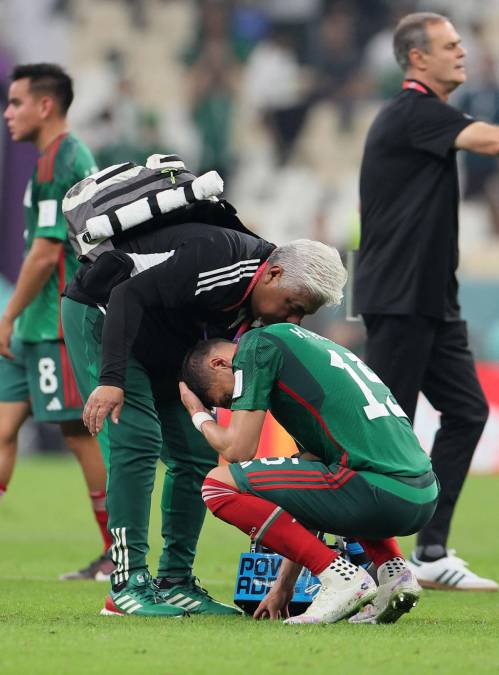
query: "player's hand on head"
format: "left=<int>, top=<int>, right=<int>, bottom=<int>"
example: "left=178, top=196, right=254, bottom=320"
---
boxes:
left=0, top=315, right=15, bottom=360
left=83, top=385, right=124, bottom=435
left=253, top=587, right=292, bottom=621
left=179, top=381, right=208, bottom=415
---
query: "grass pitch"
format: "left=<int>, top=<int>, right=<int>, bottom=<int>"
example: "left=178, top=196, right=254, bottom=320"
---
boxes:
left=1, top=456, right=498, bottom=675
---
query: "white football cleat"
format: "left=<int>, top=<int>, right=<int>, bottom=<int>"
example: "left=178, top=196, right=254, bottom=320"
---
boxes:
left=349, top=557, right=421, bottom=624
left=284, top=557, right=377, bottom=625
left=407, top=550, right=498, bottom=591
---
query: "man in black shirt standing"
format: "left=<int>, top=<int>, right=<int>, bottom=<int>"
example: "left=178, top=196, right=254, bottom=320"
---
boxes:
left=62, top=214, right=347, bottom=617
left=355, top=12, right=498, bottom=591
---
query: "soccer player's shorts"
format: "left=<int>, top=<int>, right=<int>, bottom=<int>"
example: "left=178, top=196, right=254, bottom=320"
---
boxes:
left=229, top=456, right=439, bottom=540
left=0, top=336, right=83, bottom=422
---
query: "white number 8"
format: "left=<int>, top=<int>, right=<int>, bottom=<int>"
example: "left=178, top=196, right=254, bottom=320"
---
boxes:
left=38, top=357, right=58, bottom=394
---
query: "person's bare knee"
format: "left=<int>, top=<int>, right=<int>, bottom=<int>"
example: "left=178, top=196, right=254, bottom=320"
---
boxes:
left=206, top=465, right=237, bottom=488
left=0, top=401, right=30, bottom=446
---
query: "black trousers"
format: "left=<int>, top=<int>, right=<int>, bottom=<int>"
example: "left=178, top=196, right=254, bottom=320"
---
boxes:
left=363, top=314, right=489, bottom=549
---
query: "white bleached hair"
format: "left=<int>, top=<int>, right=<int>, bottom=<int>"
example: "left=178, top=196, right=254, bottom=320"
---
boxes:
left=268, top=239, right=347, bottom=307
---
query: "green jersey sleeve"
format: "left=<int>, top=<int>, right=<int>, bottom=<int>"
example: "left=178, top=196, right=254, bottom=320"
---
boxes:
left=231, top=330, right=284, bottom=411
left=33, top=136, right=97, bottom=243
left=32, top=178, right=71, bottom=242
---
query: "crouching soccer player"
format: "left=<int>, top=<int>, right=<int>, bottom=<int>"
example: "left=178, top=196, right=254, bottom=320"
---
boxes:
left=180, top=324, right=440, bottom=624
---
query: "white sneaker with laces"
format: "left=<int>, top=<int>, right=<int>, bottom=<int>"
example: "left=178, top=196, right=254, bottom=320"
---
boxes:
left=349, top=557, right=421, bottom=624
left=407, top=550, right=498, bottom=591
left=284, top=557, right=377, bottom=625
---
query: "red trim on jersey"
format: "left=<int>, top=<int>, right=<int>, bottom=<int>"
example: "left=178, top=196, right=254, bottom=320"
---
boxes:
left=222, top=262, right=268, bottom=312
left=276, top=380, right=349, bottom=464
left=57, top=247, right=65, bottom=339
left=59, top=341, right=71, bottom=407
left=37, top=155, right=46, bottom=183
left=402, top=79, right=430, bottom=94
left=36, top=133, right=68, bottom=183
left=59, top=342, right=82, bottom=408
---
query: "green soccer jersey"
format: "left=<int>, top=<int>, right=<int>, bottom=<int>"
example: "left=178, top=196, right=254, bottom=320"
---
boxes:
left=231, top=324, right=432, bottom=477
left=15, top=133, right=97, bottom=343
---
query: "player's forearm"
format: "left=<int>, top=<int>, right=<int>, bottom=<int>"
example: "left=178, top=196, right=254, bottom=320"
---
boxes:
left=273, top=559, right=303, bottom=591
left=199, top=420, right=257, bottom=463
left=3, top=253, right=57, bottom=322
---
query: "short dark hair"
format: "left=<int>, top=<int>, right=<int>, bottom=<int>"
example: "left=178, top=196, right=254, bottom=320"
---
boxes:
left=393, top=12, right=449, bottom=71
left=181, top=338, right=232, bottom=407
left=11, top=63, right=73, bottom=114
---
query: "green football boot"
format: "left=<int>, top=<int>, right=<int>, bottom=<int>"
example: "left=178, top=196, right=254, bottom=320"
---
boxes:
left=156, top=576, right=242, bottom=616
left=100, top=569, right=187, bottom=617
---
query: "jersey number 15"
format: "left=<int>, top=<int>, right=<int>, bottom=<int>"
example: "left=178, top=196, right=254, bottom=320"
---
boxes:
left=328, top=350, right=406, bottom=421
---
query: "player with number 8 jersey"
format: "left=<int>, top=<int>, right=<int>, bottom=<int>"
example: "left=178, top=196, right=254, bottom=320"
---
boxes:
left=0, top=64, right=112, bottom=581
left=4, top=131, right=97, bottom=421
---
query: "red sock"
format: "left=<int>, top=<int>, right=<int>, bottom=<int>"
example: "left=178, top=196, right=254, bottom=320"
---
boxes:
left=357, top=537, right=403, bottom=568
left=202, top=477, right=336, bottom=575
left=0, top=483, right=6, bottom=500
left=90, top=490, right=113, bottom=552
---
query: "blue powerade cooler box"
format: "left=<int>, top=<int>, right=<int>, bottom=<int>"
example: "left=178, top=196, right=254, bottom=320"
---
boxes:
left=233, top=550, right=321, bottom=616
left=233, top=539, right=373, bottom=616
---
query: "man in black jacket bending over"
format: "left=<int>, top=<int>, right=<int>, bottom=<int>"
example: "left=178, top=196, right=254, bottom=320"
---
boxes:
left=62, top=211, right=347, bottom=617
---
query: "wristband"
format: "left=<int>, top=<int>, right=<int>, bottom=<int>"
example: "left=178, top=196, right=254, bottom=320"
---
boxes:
left=192, top=411, right=214, bottom=432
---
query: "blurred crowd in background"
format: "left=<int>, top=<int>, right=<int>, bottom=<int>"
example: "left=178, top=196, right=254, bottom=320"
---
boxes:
left=1, top=0, right=499, bottom=453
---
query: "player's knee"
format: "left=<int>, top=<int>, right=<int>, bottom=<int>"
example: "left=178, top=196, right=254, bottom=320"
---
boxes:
left=0, top=420, right=22, bottom=447
left=202, top=466, right=238, bottom=514
left=205, top=465, right=231, bottom=484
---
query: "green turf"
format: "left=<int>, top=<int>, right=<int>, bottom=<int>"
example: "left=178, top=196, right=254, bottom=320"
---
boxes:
left=1, top=457, right=499, bottom=675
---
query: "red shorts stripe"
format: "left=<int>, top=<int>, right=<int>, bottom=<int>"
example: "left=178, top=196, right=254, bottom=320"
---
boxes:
left=246, top=470, right=324, bottom=477
left=332, top=471, right=356, bottom=489
left=249, top=473, right=351, bottom=485
left=249, top=470, right=356, bottom=492
left=247, top=467, right=351, bottom=481
left=59, top=342, right=82, bottom=408
left=250, top=475, right=334, bottom=483
left=59, top=342, right=71, bottom=407
left=252, top=484, right=336, bottom=491
left=325, top=467, right=350, bottom=482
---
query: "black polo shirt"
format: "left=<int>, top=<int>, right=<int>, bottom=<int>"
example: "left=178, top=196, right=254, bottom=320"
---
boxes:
left=354, top=80, right=474, bottom=319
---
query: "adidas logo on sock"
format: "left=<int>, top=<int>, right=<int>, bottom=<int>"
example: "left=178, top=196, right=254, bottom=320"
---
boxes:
left=46, top=397, right=62, bottom=411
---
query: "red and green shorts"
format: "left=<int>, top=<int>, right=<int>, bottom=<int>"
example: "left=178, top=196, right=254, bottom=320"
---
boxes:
left=0, top=336, right=83, bottom=422
left=229, top=456, right=439, bottom=540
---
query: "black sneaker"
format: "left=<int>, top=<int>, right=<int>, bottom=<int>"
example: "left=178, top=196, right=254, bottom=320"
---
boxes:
left=59, top=552, right=116, bottom=581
